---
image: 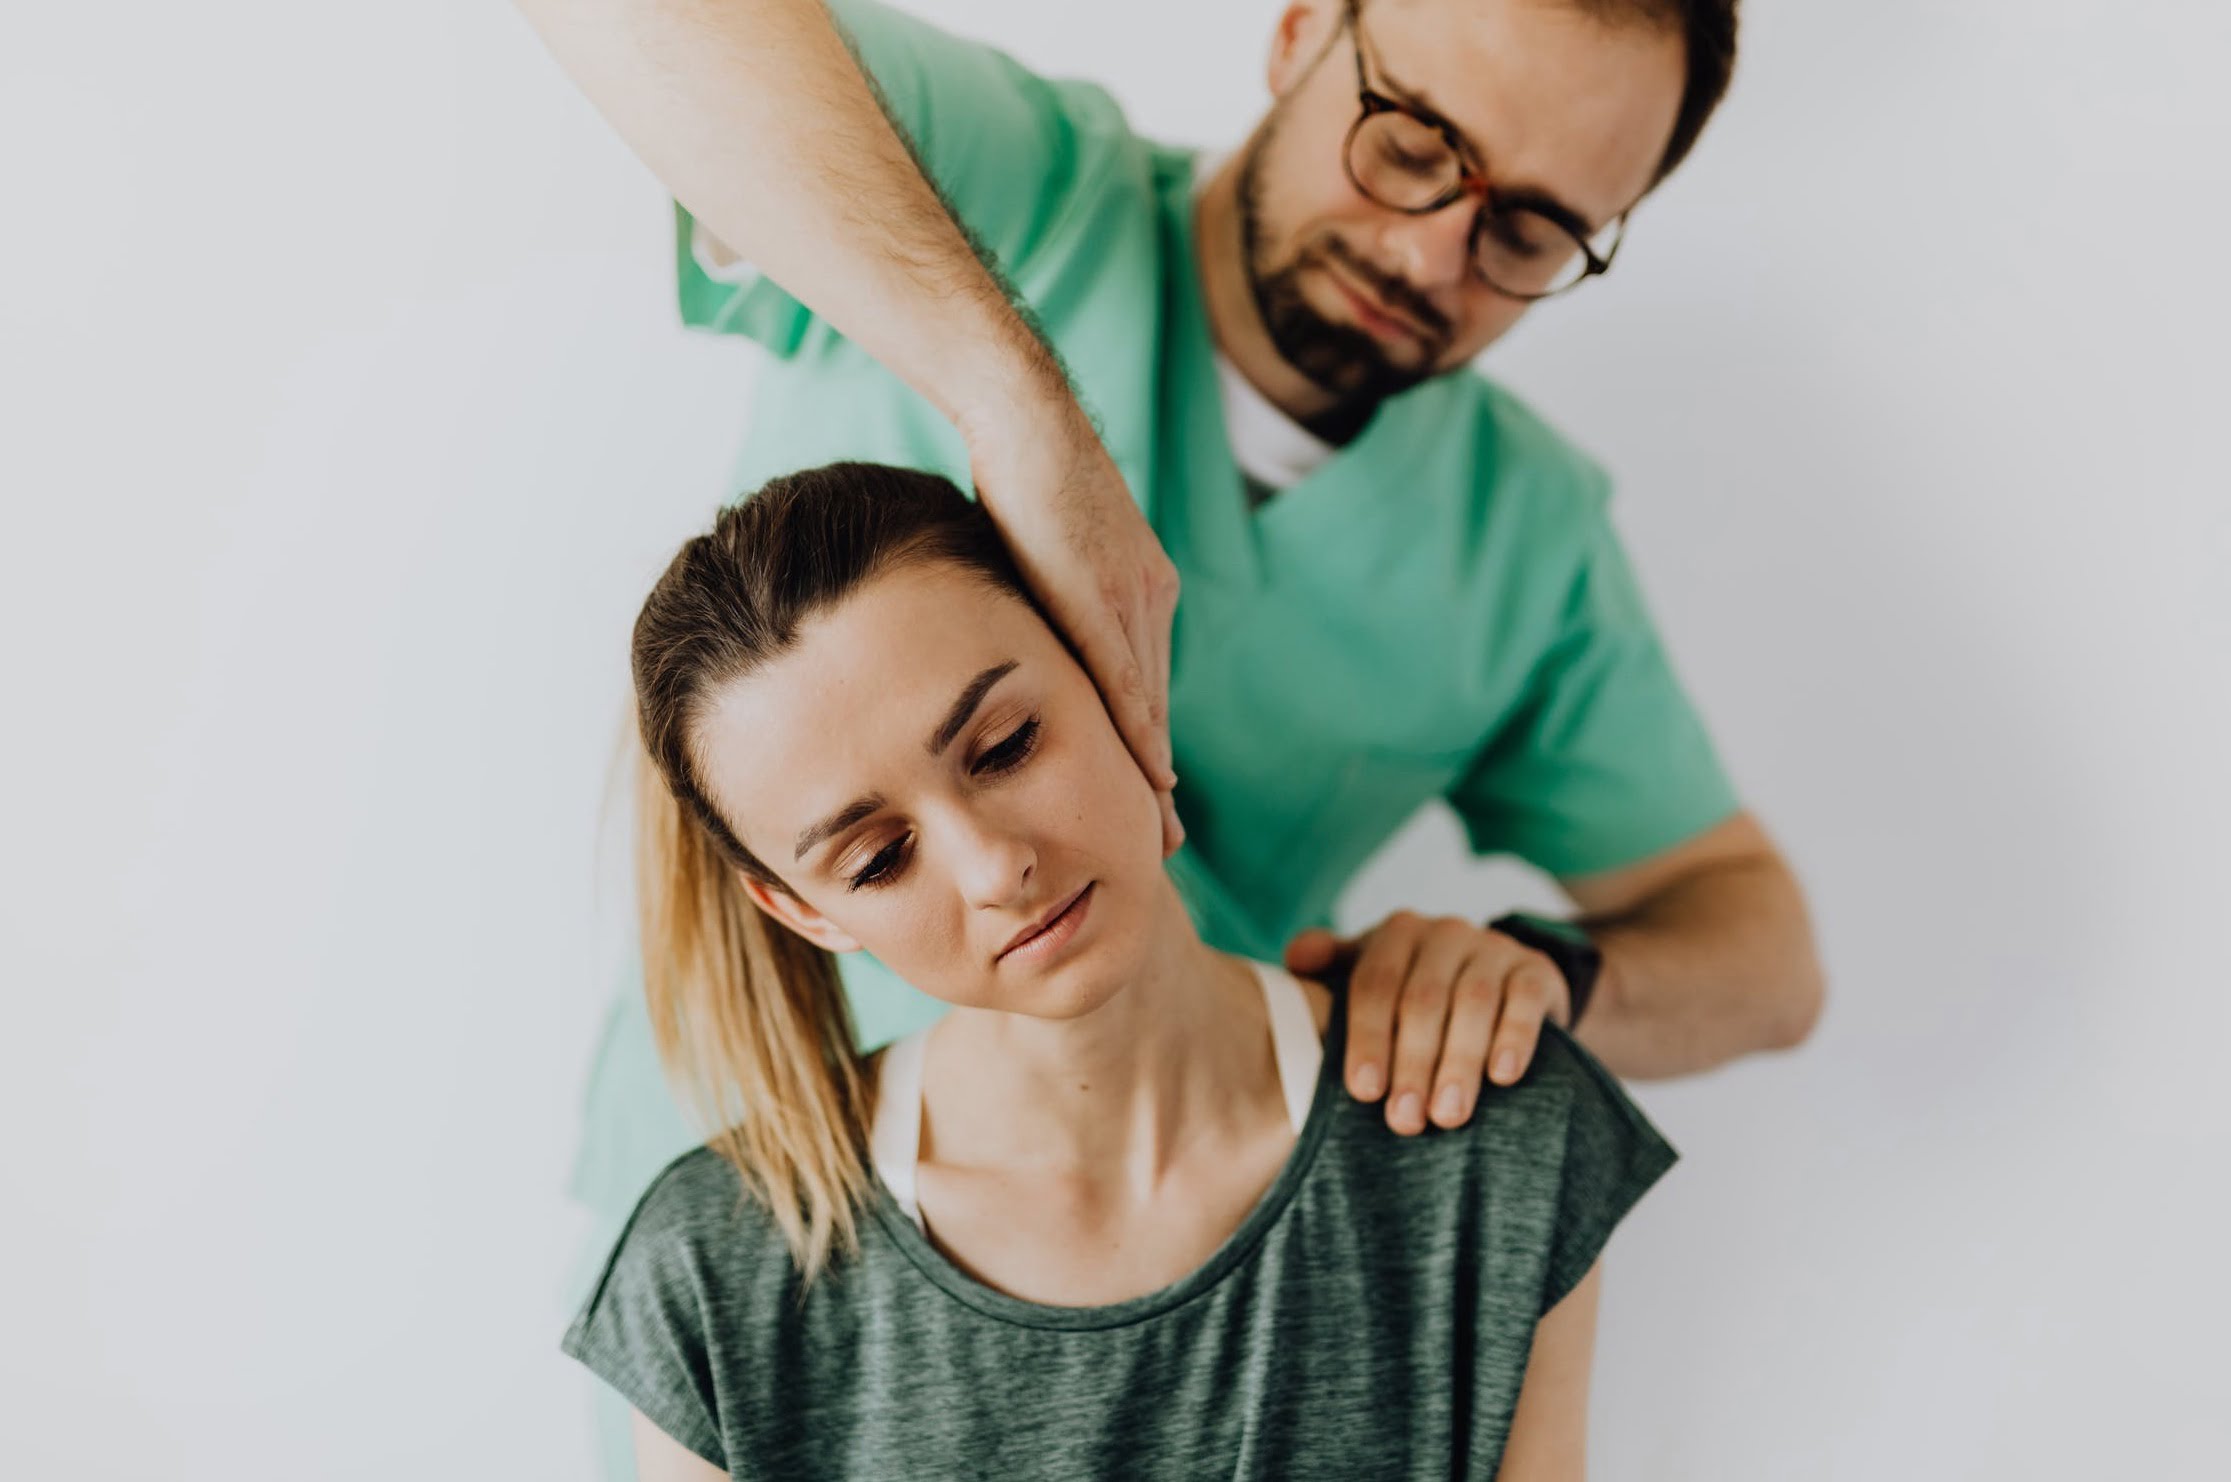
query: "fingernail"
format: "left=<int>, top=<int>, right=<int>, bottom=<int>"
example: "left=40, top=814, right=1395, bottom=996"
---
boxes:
left=1394, top=1091, right=1422, bottom=1129
left=1433, top=1085, right=1463, bottom=1123
left=1493, top=1051, right=1518, bottom=1083
left=1354, top=1063, right=1384, bottom=1099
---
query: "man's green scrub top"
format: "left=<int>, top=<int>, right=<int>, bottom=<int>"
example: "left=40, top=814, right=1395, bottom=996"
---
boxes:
left=571, top=0, right=1737, bottom=1219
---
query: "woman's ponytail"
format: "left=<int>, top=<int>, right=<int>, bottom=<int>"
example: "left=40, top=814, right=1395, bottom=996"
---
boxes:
left=634, top=735, right=871, bottom=1281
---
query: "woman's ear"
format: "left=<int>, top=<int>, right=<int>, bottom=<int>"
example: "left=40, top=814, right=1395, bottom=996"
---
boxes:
left=740, top=874, right=864, bottom=955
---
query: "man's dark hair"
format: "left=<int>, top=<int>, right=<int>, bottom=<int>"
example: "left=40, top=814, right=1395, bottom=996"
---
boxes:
left=1652, top=0, right=1738, bottom=181
left=1567, top=0, right=1740, bottom=182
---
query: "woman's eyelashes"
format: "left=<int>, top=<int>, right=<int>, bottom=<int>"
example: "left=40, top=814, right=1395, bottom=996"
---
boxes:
left=972, top=715, right=1041, bottom=777
left=847, top=835, right=909, bottom=892
left=844, top=715, right=1044, bottom=892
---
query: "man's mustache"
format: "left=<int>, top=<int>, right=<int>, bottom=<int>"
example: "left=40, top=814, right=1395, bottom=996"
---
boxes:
left=1313, top=237, right=1453, bottom=344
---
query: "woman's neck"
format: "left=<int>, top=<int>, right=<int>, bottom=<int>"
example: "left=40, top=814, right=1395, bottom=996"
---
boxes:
left=918, top=890, right=1283, bottom=1192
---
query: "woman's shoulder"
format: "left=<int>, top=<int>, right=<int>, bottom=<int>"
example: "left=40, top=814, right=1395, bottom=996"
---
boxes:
left=1518, top=1024, right=1671, bottom=1149
left=1366, top=1022, right=1675, bottom=1180
left=1299, top=1003, right=1678, bottom=1315
left=563, top=1147, right=808, bottom=1471
left=573, top=1146, right=796, bottom=1326
left=1498, top=1026, right=1678, bottom=1311
left=1288, top=958, right=1656, bottom=1160
left=627, top=1144, right=757, bottom=1239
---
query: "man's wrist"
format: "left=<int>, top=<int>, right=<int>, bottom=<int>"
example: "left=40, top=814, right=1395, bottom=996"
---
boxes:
left=948, top=301, right=1080, bottom=456
left=1488, top=913, right=1603, bottom=1030
left=960, top=381, right=1111, bottom=524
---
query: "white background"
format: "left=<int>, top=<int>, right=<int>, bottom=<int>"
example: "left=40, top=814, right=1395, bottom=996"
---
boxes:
left=3, top=2, right=2226, bottom=1477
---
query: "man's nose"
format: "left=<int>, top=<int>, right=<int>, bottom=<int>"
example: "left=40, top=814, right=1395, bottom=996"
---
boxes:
left=1380, top=197, right=1476, bottom=294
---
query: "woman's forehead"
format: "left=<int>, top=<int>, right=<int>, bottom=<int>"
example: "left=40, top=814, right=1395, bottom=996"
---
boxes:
left=692, top=566, right=1045, bottom=843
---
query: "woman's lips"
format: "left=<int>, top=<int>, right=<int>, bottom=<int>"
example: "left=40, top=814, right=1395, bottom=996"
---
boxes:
left=998, top=882, right=1095, bottom=965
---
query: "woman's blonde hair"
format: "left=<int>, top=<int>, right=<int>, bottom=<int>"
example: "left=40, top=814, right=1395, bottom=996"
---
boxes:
left=630, top=462, right=1039, bottom=1280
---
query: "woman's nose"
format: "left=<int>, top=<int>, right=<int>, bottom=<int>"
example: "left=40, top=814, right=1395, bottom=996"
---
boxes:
left=946, top=811, right=1037, bottom=912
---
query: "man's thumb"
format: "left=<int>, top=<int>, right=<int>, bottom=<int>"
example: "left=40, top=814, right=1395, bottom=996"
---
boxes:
left=1284, top=928, right=1342, bottom=971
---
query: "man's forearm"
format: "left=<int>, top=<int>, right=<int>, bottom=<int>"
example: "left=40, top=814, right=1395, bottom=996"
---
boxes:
left=1573, top=852, right=1825, bottom=1080
left=515, top=0, right=1064, bottom=435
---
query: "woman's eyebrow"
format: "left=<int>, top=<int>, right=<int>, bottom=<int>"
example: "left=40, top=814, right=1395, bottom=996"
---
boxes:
left=926, top=660, right=1018, bottom=755
left=794, top=794, right=886, bottom=864
left=791, top=660, right=1021, bottom=864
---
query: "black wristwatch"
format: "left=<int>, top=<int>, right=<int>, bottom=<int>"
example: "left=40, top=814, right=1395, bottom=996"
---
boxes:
left=1488, top=913, right=1603, bottom=1029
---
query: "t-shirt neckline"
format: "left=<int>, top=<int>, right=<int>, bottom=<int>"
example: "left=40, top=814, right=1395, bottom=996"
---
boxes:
left=864, top=974, right=1350, bottom=1332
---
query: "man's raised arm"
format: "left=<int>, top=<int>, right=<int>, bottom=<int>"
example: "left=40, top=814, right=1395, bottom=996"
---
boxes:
left=513, top=0, right=1183, bottom=845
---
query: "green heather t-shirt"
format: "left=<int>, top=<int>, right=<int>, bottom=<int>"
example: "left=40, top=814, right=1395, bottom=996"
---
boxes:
left=563, top=1003, right=1676, bottom=1480
left=570, top=0, right=1736, bottom=1221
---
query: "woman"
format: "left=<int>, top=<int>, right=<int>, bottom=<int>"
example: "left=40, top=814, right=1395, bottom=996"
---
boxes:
left=566, top=463, right=1675, bottom=1480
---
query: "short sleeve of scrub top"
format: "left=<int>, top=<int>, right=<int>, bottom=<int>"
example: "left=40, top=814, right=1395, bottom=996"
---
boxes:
left=1443, top=464, right=1740, bottom=881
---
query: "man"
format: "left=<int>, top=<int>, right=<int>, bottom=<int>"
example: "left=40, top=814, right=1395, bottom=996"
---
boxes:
left=532, top=0, right=1820, bottom=1340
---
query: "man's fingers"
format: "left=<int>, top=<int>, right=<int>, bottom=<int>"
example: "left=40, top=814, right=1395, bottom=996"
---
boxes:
left=1084, top=632, right=1169, bottom=786
left=1157, top=789, right=1185, bottom=857
left=1328, top=918, right=1564, bottom=1127
left=1138, top=557, right=1179, bottom=786
left=1283, top=927, right=1349, bottom=974
left=1428, top=960, right=1503, bottom=1128
left=1486, top=959, right=1558, bottom=1087
left=1104, top=554, right=1178, bottom=784
left=1384, top=920, right=1473, bottom=1135
left=983, top=446, right=1177, bottom=790
left=1342, top=915, right=1422, bottom=1106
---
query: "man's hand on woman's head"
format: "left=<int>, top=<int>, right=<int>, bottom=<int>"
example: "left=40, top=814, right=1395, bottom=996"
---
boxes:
left=967, top=395, right=1185, bottom=857
left=1285, top=912, right=1573, bottom=1136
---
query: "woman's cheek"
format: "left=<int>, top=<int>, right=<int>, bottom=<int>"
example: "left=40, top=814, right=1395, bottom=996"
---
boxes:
left=856, top=889, right=949, bottom=969
left=1073, top=731, right=1164, bottom=860
left=1052, top=723, right=1152, bottom=837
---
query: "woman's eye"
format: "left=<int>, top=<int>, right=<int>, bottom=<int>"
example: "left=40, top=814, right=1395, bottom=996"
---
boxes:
left=842, top=719, right=1041, bottom=890
left=848, top=836, right=909, bottom=892
left=972, top=717, right=1041, bottom=777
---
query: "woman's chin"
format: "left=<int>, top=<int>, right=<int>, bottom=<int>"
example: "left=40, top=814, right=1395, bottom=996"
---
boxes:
left=996, top=904, right=1159, bottom=1022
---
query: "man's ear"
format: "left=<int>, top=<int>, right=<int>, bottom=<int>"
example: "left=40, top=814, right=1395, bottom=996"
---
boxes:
left=1268, top=1, right=1339, bottom=97
left=739, top=874, right=864, bottom=955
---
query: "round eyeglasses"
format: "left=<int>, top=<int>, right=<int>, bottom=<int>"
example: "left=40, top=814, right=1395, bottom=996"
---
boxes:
left=1341, top=7, right=1625, bottom=301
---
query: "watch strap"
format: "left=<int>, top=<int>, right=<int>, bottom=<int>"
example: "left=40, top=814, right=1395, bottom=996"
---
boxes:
left=1487, top=912, right=1603, bottom=1029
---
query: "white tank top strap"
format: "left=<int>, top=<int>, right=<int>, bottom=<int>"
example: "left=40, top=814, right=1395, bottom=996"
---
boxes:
left=1248, top=959, right=1325, bottom=1135
left=865, top=961, right=1325, bottom=1235
left=868, top=1026, right=931, bottom=1231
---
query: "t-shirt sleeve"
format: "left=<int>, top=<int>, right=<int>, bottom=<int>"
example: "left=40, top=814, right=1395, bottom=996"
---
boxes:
left=676, top=0, right=1115, bottom=356
left=1535, top=1028, right=1679, bottom=1316
left=561, top=1161, right=729, bottom=1470
left=1444, top=479, right=1741, bottom=880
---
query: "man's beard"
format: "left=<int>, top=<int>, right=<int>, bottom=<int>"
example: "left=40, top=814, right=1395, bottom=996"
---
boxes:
left=1235, top=123, right=1453, bottom=435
